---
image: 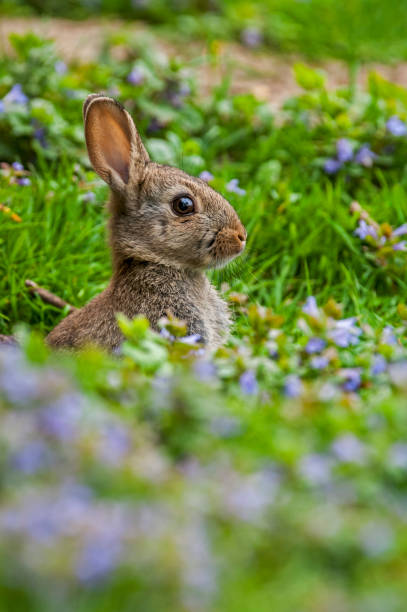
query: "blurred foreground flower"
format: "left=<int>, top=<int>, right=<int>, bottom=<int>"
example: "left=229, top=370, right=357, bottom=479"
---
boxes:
left=226, top=179, right=246, bottom=195
left=386, top=115, right=407, bottom=137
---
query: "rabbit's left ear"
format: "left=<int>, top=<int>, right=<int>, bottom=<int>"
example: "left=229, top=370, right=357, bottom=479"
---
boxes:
left=83, top=94, right=149, bottom=192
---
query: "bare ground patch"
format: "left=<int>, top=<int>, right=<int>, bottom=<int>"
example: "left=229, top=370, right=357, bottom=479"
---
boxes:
left=1, top=17, right=407, bottom=107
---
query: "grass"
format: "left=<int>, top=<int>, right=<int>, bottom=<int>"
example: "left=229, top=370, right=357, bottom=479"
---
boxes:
left=3, top=18, right=407, bottom=612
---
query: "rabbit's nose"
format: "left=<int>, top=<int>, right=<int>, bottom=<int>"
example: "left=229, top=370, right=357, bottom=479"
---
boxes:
left=235, top=224, right=247, bottom=250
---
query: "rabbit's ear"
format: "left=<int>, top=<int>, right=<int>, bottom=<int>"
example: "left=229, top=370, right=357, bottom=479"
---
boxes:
left=83, top=94, right=149, bottom=191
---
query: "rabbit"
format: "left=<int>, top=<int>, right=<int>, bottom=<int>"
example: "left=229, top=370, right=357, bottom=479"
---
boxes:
left=46, top=94, right=247, bottom=352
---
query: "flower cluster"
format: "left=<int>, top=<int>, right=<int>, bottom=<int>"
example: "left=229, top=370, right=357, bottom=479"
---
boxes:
left=351, top=201, right=407, bottom=266
left=324, top=138, right=377, bottom=174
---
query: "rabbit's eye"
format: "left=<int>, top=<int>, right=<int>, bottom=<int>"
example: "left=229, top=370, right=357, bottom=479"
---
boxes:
left=172, top=195, right=195, bottom=216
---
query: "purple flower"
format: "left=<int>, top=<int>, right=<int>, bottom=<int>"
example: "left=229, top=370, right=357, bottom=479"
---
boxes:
left=3, top=84, right=28, bottom=105
left=298, top=453, right=333, bottom=485
left=302, top=296, right=319, bottom=318
left=38, top=393, right=83, bottom=441
left=324, top=158, right=342, bottom=174
left=98, top=423, right=130, bottom=466
left=17, top=177, right=30, bottom=186
left=336, top=138, right=353, bottom=163
left=76, top=536, right=122, bottom=583
left=83, top=191, right=96, bottom=202
left=127, top=67, right=144, bottom=86
left=332, top=433, right=366, bottom=463
left=12, top=161, right=24, bottom=171
left=305, top=337, right=326, bottom=354
left=392, top=223, right=407, bottom=237
left=54, top=60, right=67, bottom=75
left=34, top=126, right=47, bottom=148
left=371, top=354, right=387, bottom=376
left=386, top=115, right=407, bottom=137
left=241, top=27, right=263, bottom=48
left=393, top=241, right=406, bottom=251
left=0, top=100, right=4, bottom=113
left=194, top=360, right=217, bottom=382
left=239, top=370, right=258, bottom=395
left=226, top=178, right=246, bottom=196
left=310, top=355, right=329, bottom=370
left=355, top=145, right=376, bottom=167
left=11, top=441, right=53, bottom=474
left=381, top=326, right=397, bottom=346
left=328, top=318, right=362, bottom=348
left=199, top=171, right=214, bottom=182
left=354, top=219, right=378, bottom=240
left=283, top=375, right=303, bottom=398
left=0, top=353, right=42, bottom=403
left=341, top=368, right=362, bottom=392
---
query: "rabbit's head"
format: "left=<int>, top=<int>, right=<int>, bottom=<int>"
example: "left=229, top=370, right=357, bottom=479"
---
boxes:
left=83, top=94, right=246, bottom=270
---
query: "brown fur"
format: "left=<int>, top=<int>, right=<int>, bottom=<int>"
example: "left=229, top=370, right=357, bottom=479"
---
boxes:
left=47, top=94, right=246, bottom=351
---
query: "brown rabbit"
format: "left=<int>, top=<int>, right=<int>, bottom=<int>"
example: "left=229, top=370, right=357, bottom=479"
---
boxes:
left=46, top=94, right=246, bottom=351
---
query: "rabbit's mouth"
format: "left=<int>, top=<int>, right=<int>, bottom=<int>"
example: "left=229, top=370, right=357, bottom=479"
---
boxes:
left=206, top=226, right=247, bottom=268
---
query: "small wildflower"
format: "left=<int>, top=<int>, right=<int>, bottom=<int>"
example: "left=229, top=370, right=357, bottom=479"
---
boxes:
left=392, top=223, right=407, bottom=237
left=328, top=318, right=362, bottom=348
left=239, top=370, right=258, bottom=395
left=54, top=60, right=67, bottom=75
left=371, top=354, right=387, bottom=376
left=310, top=355, right=329, bottom=370
left=194, top=360, right=217, bottom=382
left=283, top=375, right=303, bottom=398
left=241, top=27, right=263, bottom=48
left=386, top=115, right=407, bottom=137
left=354, top=219, right=378, bottom=240
left=324, top=158, right=342, bottom=174
left=336, top=138, right=353, bottom=163
left=17, top=177, right=30, bottom=186
left=3, top=84, right=28, bottom=105
left=302, top=296, right=319, bottom=318
left=12, top=162, right=24, bottom=171
left=83, top=191, right=96, bottom=202
left=127, top=67, right=144, bottom=86
left=34, top=126, right=47, bottom=148
left=341, top=368, right=362, bottom=392
left=298, top=454, right=333, bottom=485
left=332, top=433, right=366, bottom=463
left=226, top=179, right=246, bottom=196
left=199, top=171, right=214, bottom=182
left=76, top=536, right=122, bottom=583
left=11, top=441, right=53, bottom=475
left=381, top=326, right=397, bottom=346
left=305, top=337, right=326, bottom=354
left=0, top=100, right=4, bottom=113
left=393, top=241, right=406, bottom=251
left=355, top=145, right=376, bottom=167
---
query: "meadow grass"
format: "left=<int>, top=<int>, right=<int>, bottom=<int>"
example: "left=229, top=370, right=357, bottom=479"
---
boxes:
left=2, top=23, right=407, bottom=612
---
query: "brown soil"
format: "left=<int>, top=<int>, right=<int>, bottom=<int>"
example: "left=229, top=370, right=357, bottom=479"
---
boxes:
left=1, top=17, right=407, bottom=107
